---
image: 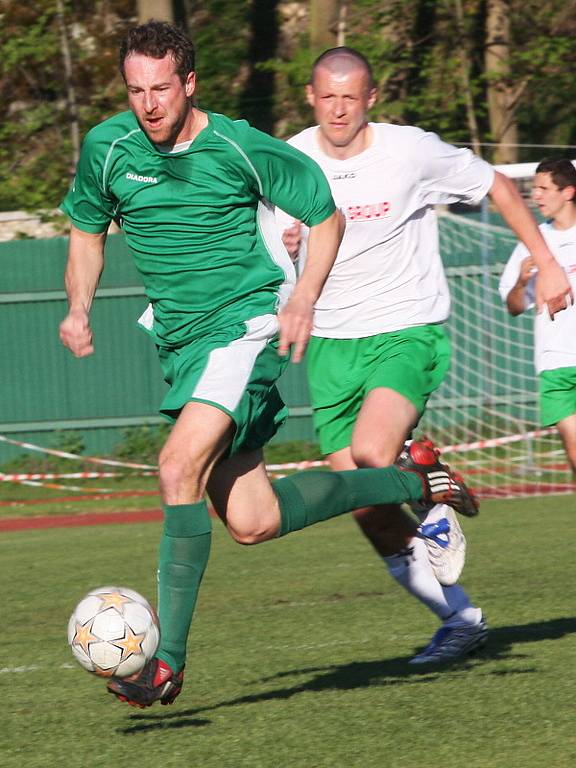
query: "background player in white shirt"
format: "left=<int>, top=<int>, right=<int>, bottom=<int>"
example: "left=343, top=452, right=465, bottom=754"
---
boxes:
left=499, top=158, right=576, bottom=474
left=278, top=47, right=571, bottom=664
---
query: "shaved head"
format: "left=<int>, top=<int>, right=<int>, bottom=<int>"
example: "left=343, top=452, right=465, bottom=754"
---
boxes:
left=311, top=47, right=374, bottom=90
left=306, top=47, right=377, bottom=159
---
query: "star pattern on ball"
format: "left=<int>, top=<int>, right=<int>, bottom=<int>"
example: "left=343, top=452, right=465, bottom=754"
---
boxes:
left=97, top=591, right=131, bottom=611
left=72, top=620, right=98, bottom=656
left=113, top=626, right=146, bottom=660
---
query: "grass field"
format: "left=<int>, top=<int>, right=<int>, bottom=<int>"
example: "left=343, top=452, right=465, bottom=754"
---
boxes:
left=0, top=474, right=162, bottom=517
left=2, top=494, right=576, bottom=768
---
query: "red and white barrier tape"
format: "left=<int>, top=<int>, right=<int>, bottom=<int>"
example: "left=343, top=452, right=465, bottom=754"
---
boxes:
left=7, top=479, right=115, bottom=493
left=0, top=434, right=329, bottom=481
left=265, top=460, right=327, bottom=471
left=1, top=471, right=120, bottom=482
left=0, top=434, right=157, bottom=470
left=442, top=427, right=556, bottom=454
left=0, top=427, right=559, bottom=488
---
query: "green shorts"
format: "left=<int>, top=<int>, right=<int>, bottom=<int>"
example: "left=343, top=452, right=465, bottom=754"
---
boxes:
left=539, top=367, right=576, bottom=427
left=157, top=314, right=288, bottom=455
left=307, top=325, right=451, bottom=455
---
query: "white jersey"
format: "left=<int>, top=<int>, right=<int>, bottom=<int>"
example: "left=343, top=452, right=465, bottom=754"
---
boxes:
left=276, top=122, right=494, bottom=338
left=498, top=222, right=576, bottom=373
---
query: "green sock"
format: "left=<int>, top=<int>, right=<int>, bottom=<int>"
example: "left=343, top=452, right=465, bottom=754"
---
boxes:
left=274, top=466, right=423, bottom=537
left=156, top=501, right=212, bottom=672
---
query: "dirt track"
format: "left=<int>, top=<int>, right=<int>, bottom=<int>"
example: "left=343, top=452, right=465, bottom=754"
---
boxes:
left=0, top=508, right=163, bottom=532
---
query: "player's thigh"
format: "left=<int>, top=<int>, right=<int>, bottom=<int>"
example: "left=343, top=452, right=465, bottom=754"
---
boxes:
left=351, top=388, right=418, bottom=467
left=362, top=325, right=450, bottom=414
left=352, top=326, right=450, bottom=465
left=556, top=413, right=576, bottom=472
left=158, top=402, right=235, bottom=505
left=307, top=327, right=449, bottom=459
left=207, top=449, right=280, bottom=543
left=161, top=400, right=234, bottom=453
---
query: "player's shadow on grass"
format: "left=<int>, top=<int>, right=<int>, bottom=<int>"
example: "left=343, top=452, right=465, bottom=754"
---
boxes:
left=122, top=715, right=211, bottom=734
left=120, top=615, right=575, bottom=733
left=480, top=615, right=576, bottom=662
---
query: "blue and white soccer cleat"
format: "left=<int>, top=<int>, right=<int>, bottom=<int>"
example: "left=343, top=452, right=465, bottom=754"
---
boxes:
left=409, top=616, right=488, bottom=665
left=417, top=504, right=466, bottom=586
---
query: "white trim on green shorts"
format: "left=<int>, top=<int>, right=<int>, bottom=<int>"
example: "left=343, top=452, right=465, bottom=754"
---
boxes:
left=192, top=314, right=279, bottom=411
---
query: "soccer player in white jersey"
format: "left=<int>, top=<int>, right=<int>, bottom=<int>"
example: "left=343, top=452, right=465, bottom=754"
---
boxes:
left=499, top=159, right=576, bottom=474
left=277, top=47, right=572, bottom=664
left=59, top=22, right=483, bottom=708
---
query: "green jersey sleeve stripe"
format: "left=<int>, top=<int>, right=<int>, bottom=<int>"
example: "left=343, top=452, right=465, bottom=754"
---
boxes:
left=213, top=129, right=263, bottom=196
left=102, top=128, right=142, bottom=194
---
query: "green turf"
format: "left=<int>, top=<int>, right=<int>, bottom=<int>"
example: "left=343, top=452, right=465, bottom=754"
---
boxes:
left=0, top=474, right=162, bottom=518
left=2, top=497, right=576, bottom=767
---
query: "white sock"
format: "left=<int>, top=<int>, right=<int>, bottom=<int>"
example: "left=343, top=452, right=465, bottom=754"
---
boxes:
left=384, top=537, right=456, bottom=621
left=384, top=537, right=481, bottom=625
left=442, top=586, right=482, bottom=626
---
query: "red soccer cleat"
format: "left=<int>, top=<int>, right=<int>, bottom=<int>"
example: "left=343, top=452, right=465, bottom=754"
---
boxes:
left=107, top=658, right=184, bottom=708
left=396, top=439, right=479, bottom=517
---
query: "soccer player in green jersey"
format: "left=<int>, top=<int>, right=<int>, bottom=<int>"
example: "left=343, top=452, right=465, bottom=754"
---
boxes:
left=59, top=21, right=478, bottom=708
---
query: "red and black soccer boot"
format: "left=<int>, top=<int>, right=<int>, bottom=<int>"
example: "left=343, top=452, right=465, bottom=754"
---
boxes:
left=107, top=658, right=184, bottom=708
left=396, top=438, right=479, bottom=518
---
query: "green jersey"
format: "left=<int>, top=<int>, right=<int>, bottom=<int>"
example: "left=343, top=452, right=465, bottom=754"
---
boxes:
left=62, top=110, right=335, bottom=348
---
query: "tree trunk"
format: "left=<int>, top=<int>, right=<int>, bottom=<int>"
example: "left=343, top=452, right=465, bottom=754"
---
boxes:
left=55, top=0, right=80, bottom=171
left=485, top=0, right=518, bottom=164
left=336, top=0, right=348, bottom=46
left=137, top=0, right=174, bottom=24
left=310, top=0, right=339, bottom=51
left=454, top=0, right=482, bottom=156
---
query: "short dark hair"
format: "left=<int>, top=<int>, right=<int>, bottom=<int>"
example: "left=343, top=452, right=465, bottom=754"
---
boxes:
left=535, top=158, right=576, bottom=200
left=311, top=46, right=374, bottom=90
left=119, top=20, right=195, bottom=83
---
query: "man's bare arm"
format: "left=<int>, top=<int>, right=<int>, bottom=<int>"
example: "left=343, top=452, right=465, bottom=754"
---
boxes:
left=282, top=219, right=302, bottom=261
left=506, top=256, right=536, bottom=316
left=278, top=209, right=345, bottom=362
left=59, top=225, right=107, bottom=357
left=489, top=172, right=572, bottom=317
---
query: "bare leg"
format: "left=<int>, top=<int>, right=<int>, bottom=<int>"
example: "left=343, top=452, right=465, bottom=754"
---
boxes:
left=333, top=387, right=477, bottom=628
left=556, top=414, right=576, bottom=476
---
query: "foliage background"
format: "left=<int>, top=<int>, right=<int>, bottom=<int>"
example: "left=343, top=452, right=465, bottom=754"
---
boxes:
left=1, top=0, right=575, bottom=212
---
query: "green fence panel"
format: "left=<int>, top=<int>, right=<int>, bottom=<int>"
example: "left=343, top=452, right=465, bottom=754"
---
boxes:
left=0, top=214, right=533, bottom=465
left=0, top=234, right=315, bottom=463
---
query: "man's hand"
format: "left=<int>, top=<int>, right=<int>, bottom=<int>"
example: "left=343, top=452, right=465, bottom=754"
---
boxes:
left=60, top=226, right=106, bottom=355
left=277, top=293, right=314, bottom=363
left=506, top=255, right=537, bottom=316
left=277, top=208, right=344, bottom=362
left=282, top=219, right=302, bottom=261
left=535, top=259, right=573, bottom=319
left=488, top=172, right=572, bottom=318
left=60, top=308, right=94, bottom=357
left=518, top=256, right=537, bottom=285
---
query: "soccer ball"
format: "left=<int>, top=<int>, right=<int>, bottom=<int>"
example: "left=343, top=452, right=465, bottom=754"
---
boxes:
left=68, top=586, right=160, bottom=678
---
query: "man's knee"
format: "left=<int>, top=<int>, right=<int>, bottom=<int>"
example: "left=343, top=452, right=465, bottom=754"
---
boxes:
left=158, top=448, right=206, bottom=501
left=351, top=442, right=398, bottom=468
left=159, top=450, right=189, bottom=486
left=227, top=518, right=278, bottom=545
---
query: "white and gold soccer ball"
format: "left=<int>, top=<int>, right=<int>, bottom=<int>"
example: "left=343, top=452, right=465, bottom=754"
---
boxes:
left=68, top=586, right=160, bottom=678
